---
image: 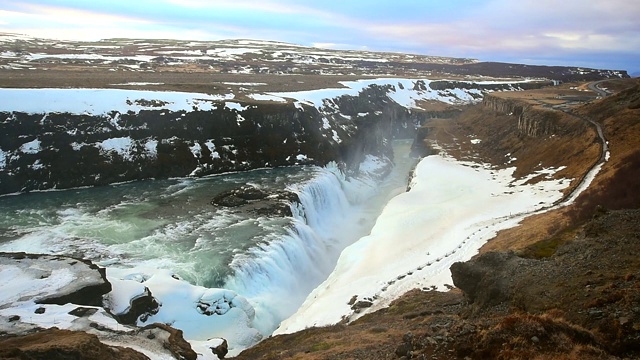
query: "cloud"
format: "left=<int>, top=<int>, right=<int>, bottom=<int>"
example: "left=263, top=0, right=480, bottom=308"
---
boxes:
left=359, top=0, right=640, bottom=60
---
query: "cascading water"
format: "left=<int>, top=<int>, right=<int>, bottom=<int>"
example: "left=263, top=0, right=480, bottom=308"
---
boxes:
left=224, top=162, right=374, bottom=335
left=0, top=140, right=418, bottom=353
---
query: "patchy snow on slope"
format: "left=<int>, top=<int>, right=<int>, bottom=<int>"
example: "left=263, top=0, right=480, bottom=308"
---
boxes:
left=204, top=140, right=219, bottom=160
left=269, top=78, right=524, bottom=111
left=225, top=102, right=249, bottom=112
left=189, top=142, right=203, bottom=158
left=0, top=148, right=6, bottom=169
left=223, top=82, right=267, bottom=86
left=97, top=137, right=134, bottom=160
left=111, top=82, right=164, bottom=86
left=0, top=88, right=234, bottom=115
left=276, top=153, right=569, bottom=334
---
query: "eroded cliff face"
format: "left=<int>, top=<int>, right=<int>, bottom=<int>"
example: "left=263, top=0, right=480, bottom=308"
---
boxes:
left=482, top=94, right=559, bottom=137
left=0, top=88, right=419, bottom=194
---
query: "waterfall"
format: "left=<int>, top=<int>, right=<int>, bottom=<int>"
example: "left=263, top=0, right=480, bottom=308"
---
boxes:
left=224, top=161, right=383, bottom=335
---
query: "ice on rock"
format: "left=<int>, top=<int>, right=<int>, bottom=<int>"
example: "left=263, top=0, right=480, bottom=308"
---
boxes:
left=107, top=267, right=262, bottom=352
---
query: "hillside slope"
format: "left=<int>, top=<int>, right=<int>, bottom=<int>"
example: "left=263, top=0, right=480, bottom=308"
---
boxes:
left=230, top=80, right=640, bottom=359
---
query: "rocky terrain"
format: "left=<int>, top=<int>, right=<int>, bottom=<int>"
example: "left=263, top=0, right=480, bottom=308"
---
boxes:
left=0, top=33, right=637, bottom=359
left=231, top=209, right=640, bottom=359
left=228, top=79, right=640, bottom=359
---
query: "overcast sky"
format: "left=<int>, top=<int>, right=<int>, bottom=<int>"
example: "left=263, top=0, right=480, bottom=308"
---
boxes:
left=1, top=0, right=639, bottom=73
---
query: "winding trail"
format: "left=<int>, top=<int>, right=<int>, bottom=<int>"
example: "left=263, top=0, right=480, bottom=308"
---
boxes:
left=345, top=81, right=612, bottom=321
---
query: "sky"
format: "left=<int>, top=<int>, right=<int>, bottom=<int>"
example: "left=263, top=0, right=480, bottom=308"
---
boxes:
left=1, top=0, right=639, bottom=74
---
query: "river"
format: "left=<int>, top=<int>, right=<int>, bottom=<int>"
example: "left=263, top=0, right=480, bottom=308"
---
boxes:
left=0, top=139, right=418, bottom=348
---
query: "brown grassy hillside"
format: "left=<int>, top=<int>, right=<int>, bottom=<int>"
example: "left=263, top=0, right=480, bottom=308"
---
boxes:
left=481, top=80, right=640, bottom=254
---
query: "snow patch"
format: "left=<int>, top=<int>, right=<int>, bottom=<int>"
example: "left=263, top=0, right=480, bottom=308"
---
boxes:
left=225, top=102, right=249, bottom=112
left=20, top=139, right=41, bottom=154
left=97, top=137, right=134, bottom=161
left=276, top=154, right=569, bottom=334
left=247, top=93, right=287, bottom=102
left=144, top=139, right=158, bottom=158
left=0, top=148, right=6, bottom=169
left=104, top=278, right=147, bottom=315
left=189, top=143, right=202, bottom=158
left=0, top=88, right=235, bottom=115
left=204, top=140, right=219, bottom=160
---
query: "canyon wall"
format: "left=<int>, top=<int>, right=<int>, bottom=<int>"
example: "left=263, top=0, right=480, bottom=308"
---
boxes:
left=482, top=94, right=560, bottom=137
left=0, top=88, right=418, bottom=195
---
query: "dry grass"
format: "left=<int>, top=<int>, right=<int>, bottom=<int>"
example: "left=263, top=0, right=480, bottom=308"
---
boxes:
left=472, top=313, right=606, bottom=360
left=0, top=69, right=367, bottom=93
left=492, top=82, right=598, bottom=108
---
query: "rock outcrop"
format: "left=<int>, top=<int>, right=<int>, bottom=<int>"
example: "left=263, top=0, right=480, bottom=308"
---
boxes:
left=210, top=338, right=229, bottom=359
left=0, top=252, right=111, bottom=307
left=109, top=286, right=160, bottom=325
left=0, top=328, right=150, bottom=360
left=482, top=94, right=560, bottom=137
left=140, top=323, right=198, bottom=360
left=211, top=185, right=299, bottom=217
left=451, top=209, right=640, bottom=355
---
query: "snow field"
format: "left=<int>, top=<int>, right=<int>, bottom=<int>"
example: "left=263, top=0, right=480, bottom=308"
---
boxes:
left=276, top=153, right=569, bottom=334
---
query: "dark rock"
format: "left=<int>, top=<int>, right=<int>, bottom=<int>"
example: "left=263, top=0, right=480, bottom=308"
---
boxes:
left=212, top=194, right=248, bottom=207
left=34, top=307, right=46, bottom=314
left=110, top=287, right=160, bottom=325
left=450, top=251, right=522, bottom=307
left=351, top=300, right=373, bottom=311
left=212, top=186, right=300, bottom=217
left=212, top=185, right=266, bottom=207
left=395, top=343, right=412, bottom=358
left=68, top=307, right=98, bottom=317
left=141, top=323, right=197, bottom=360
left=235, top=186, right=267, bottom=200
left=211, top=338, right=229, bottom=359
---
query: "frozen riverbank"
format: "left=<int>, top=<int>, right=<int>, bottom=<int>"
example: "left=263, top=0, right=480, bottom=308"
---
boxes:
left=276, top=153, right=571, bottom=334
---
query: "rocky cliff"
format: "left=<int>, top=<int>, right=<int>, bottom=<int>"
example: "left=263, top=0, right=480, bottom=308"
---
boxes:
left=0, top=86, right=420, bottom=195
left=482, top=94, right=560, bottom=137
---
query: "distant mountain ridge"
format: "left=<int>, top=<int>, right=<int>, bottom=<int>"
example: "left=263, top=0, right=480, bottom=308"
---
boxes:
left=0, top=32, right=629, bottom=83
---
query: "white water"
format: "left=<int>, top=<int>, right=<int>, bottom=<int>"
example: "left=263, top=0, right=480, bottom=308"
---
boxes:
left=221, top=143, right=418, bottom=339
left=0, top=140, right=417, bottom=353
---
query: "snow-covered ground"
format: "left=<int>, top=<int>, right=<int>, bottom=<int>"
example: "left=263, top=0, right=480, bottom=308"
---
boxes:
left=267, top=78, right=497, bottom=109
left=276, top=153, right=571, bottom=334
left=0, top=88, right=234, bottom=115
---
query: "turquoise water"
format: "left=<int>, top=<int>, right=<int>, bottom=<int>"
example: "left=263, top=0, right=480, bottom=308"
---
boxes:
left=0, top=140, right=418, bottom=337
left=0, top=167, right=314, bottom=287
